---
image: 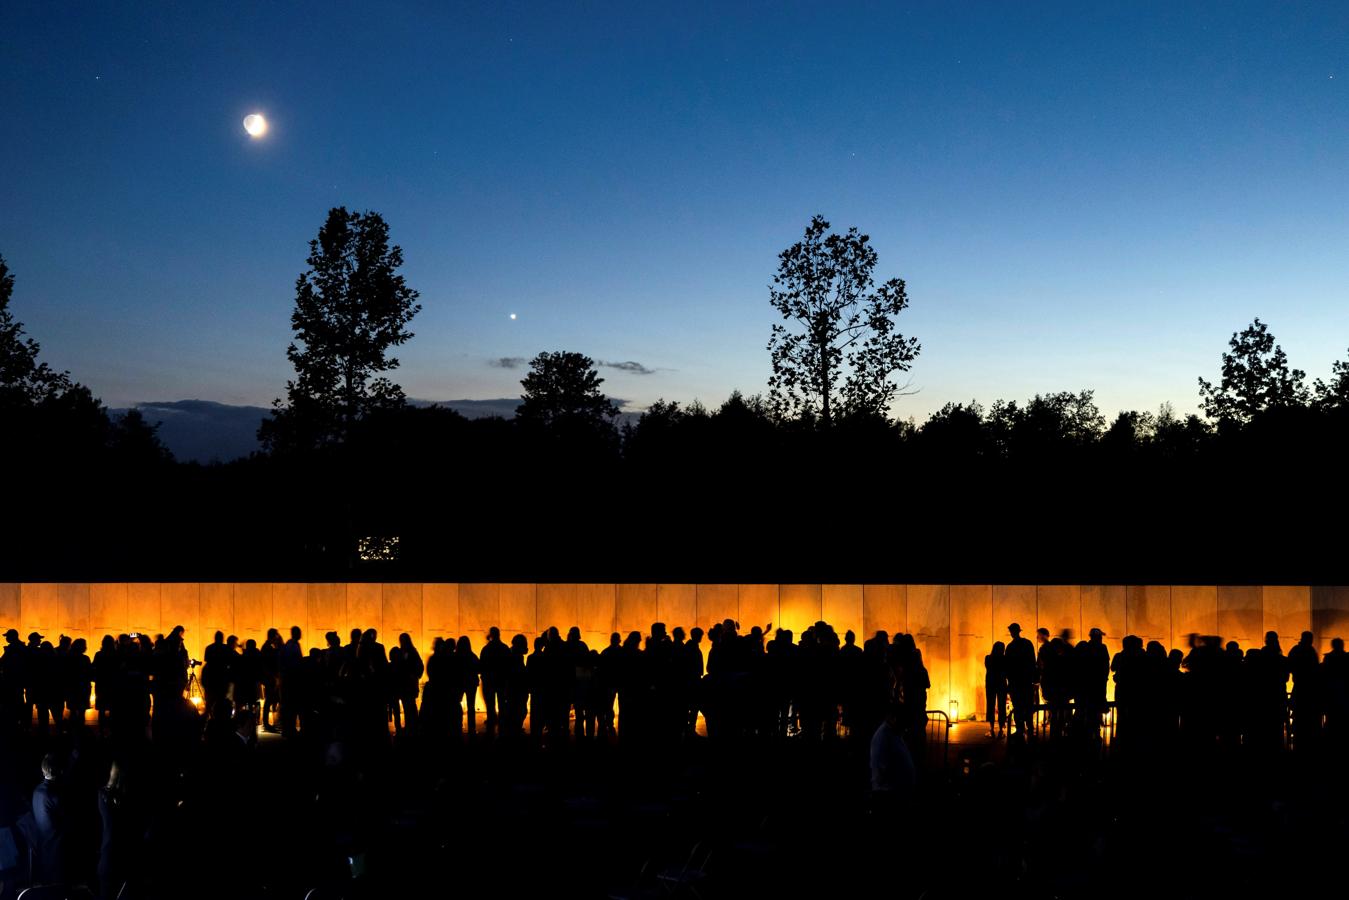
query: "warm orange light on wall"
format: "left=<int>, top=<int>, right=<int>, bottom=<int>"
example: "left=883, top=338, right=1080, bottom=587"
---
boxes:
left=3, top=582, right=1336, bottom=725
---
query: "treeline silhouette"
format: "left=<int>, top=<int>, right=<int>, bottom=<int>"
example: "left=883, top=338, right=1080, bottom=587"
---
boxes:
left=5, top=239, right=1349, bottom=583
left=9, top=387, right=1349, bottom=583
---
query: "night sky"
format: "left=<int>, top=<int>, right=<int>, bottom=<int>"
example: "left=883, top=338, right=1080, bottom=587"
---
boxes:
left=3, top=2, right=1347, bottom=424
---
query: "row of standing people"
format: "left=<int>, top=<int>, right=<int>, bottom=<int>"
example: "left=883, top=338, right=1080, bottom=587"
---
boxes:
left=4, top=619, right=940, bottom=751
left=984, top=624, right=1349, bottom=749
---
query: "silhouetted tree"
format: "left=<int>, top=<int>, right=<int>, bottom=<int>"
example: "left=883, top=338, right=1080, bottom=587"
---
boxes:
left=1102, top=409, right=1155, bottom=454
left=622, top=398, right=689, bottom=460
left=517, top=351, right=619, bottom=433
left=110, top=408, right=173, bottom=464
left=714, top=390, right=773, bottom=428
left=767, top=215, right=919, bottom=426
left=0, top=254, right=72, bottom=410
left=0, top=255, right=121, bottom=461
left=260, top=208, right=421, bottom=452
left=980, top=390, right=1102, bottom=459
left=915, top=401, right=991, bottom=460
left=1018, top=390, right=1105, bottom=450
left=1150, top=402, right=1212, bottom=459
left=1313, top=351, right=1349, bottom=411
left=1197, top=318, right=1309, bottom=426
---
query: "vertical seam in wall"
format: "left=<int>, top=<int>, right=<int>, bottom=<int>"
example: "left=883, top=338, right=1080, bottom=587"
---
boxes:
left=1076, top=584, right=1082, bottom=643
left=1167, top=584, right=1173, bottom=652
left=948, top=585, right=954, bottom=711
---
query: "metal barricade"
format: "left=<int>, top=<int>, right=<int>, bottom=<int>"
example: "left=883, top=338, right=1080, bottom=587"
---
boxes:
left=924, top=710, right=950, bottom=771
left=1027, top=699, right=1116, bottom=750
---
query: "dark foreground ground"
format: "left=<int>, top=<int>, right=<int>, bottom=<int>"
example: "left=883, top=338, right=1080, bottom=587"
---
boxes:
left=4, top=717, right=1347, bottom=900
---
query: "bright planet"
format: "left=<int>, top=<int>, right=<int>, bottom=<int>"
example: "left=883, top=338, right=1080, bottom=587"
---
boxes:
left=242, top=113, right=268, bottom=138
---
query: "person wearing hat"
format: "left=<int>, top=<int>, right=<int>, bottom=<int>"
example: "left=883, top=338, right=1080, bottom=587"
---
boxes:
left=1004, top=623, right=1037, bottom=739
left=2, top=628, right=28, bottom=728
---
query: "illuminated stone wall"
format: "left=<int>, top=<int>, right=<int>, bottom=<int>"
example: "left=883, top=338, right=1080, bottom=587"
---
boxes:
left=0, top=583, right=1338, bottom=721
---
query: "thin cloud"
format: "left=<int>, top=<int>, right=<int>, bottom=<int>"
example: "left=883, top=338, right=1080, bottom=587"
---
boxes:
left=599, top=359, right=657, bottom=376
left=489, top=356, right=528, bottom=369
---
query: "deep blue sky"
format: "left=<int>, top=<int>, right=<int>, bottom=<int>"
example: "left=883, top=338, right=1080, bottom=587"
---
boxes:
left=3, top=2, right=1347, bottom=420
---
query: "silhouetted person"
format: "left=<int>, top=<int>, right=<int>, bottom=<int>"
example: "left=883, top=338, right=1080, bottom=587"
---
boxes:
left=545, top=626, right=570, bottom=738
left=1164, top=646, right=1184, bottom=740
left=1035, top=626, right=1051, bottom=704
left=838, top=629, right=865, bottom=737
left=767, top=627, right=798, bottom=737
left=343, top=628, right=362, bottom=669
left=597, top=632, right=622, bottom=737
left=323, top=631, right=343, bottom=690
left=478, top=626, right=509, bottom=733
left=857, top=630, right=891, bottom=742
left=563, top=626, right=591, bottom=738
left=1005, top=623, right=1037, bottom=739
left=617, top=631, right=645, bottom=740
left=299, top=647, right=323, bottom=735
left=23, top=632, right=44, bottom=729
left=1250, top=631, right=1289, bottom=751
left=527, top=635, right=548, bottom=742
left=985, top=641, right=1007, bottom=737
left=97, top=761, right=140, bottom=900
left=279, top=626, right=303, bottom=737
left=1177, top=634, right=1219, bottom=746
left=92, top=635, right=116, bottom=734
left=1041, top=636, right=1071, bottom=739
left=1287, top=629, right=1321, bottom=749
left=65, top=637, right=92, bottom=731
left=684, top=626, right=705, bottom=735
left=202, top=630, right=229, bottom=711
left=421, top=636, right=452, bottom=739
left=1219, top=640, right=1245, bottom=748
left=1072, top=627, right=1109, bottom=738
left=33, top=638, right=57, bottom=735
left=574, top=638, right=598, bottom=739
left=505, top=633, right=530, bottom=736
left=31, top=752, right=71, bottom=884
left=392, top=632, right=422, bottom=735
left=870, top=703, right=917, bottom=810
left=894, top=634, right=929, bottom=747
left=260, top=628, right=282, bottom=733
left=236, top=638, right=262, bottom=717
left=1323, top=637, right=1349, bottom=749
left=54, top=634, right=72, bottom=728
left=1111, top=635, right=1144, bottom=741
left=364, top=628, right=389, bottom=672
left=454, top=636, right=480, bottom=736
left=2, top=628, right=27, bottom=729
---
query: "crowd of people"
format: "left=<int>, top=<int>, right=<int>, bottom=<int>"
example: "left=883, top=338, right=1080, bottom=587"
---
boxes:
left=984, top=624, right=1349, bottom=753
left=8, top=617, right=1341, bottom=756
left=0, top=618, right=938, bottom=752
left=0, top=615, right=1343, bottom=898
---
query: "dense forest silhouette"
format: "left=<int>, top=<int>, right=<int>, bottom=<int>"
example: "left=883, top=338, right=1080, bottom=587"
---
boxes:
left=3, top=213, right=1348, bottom=584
